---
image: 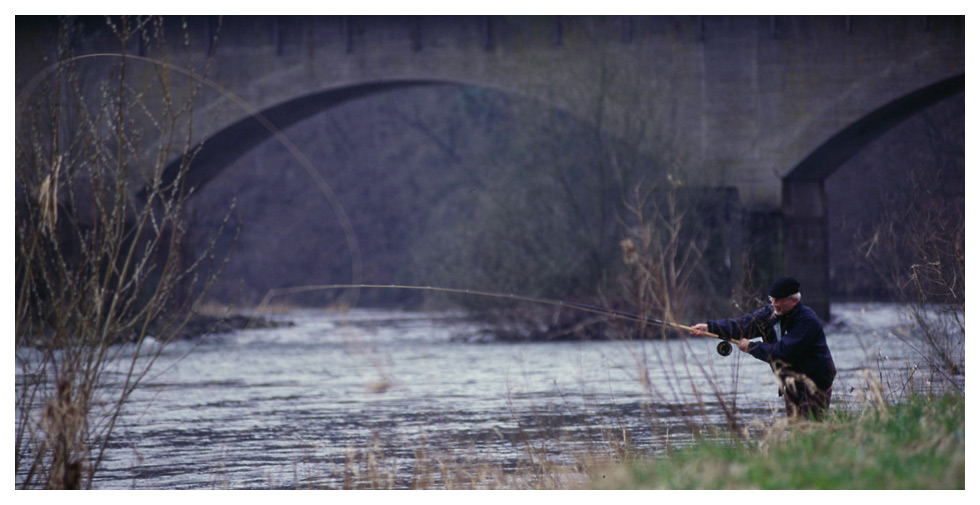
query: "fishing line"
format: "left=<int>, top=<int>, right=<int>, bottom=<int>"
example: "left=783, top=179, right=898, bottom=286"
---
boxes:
left=251, top=283, right=726, bottom=346
left=18, top=43, right=731, bottom=354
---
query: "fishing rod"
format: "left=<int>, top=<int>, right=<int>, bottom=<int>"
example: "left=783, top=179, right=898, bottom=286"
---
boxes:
left=253, top=283, right=741, bottom=356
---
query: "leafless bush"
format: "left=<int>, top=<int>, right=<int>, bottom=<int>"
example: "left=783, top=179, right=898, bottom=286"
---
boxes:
left=850, top=106, right=964, bottom=386
left=610, top=176, right=757, bottom=437
left=617, top=178, right=707, bottom=329
left=15, top=16, right=230, bottom=488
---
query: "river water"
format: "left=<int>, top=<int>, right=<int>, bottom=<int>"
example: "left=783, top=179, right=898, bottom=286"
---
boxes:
left=17, top=302, right=961, bottom=489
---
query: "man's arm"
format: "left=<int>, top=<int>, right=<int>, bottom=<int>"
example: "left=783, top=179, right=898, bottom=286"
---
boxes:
left=700, top=306, right=772, bottom=341
left=748, top=315, right=820, bottom=363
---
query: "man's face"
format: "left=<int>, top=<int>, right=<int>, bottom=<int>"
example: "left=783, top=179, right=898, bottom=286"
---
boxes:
left=769, top=295, right=797, bottom=315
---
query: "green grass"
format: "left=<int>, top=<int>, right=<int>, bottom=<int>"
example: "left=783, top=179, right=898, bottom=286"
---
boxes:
left=594, top=394, right=965, bottom=489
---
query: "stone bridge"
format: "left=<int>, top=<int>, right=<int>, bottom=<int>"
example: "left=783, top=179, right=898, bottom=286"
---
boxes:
left=16, top=15, right=965, bottom=318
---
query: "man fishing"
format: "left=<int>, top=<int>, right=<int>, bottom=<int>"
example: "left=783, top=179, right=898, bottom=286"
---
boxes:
left=689, top=277, right=837, bottom=421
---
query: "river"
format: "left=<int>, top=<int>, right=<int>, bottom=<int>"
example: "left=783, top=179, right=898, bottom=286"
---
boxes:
left=17, top=302, right=961, bottom=489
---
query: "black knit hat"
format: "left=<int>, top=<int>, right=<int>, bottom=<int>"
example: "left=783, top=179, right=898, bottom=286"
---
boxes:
left=768, top=277, right=800, bottom=298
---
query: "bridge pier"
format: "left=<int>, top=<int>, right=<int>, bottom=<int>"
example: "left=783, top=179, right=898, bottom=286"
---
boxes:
left=782, top=179, right=831, bottom=322
left=779, top=74, right=965, bottom=324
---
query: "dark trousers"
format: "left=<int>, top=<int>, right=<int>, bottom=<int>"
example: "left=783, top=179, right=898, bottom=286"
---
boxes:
left=777, top=371, right=832, bottom=421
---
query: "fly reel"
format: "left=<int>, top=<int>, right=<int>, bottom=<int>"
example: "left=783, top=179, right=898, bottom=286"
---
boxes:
left=716, top=340, right=733, bottom=357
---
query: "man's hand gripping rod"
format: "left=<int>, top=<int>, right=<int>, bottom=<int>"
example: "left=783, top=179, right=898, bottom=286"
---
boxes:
left=681, top=322, right=742, bottom=357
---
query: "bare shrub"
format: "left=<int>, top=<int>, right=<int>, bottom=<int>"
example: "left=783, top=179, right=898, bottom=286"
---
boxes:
left=15, top=16, right=230, bottom=488
left=849, top=103, right=964, bottom=387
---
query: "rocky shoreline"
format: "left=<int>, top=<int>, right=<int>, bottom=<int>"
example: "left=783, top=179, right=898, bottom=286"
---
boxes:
left=173, top=312, right=292, bottom=340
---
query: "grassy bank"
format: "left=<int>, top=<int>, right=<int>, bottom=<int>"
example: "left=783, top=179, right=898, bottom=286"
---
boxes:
left=593, top=394, right=965, bottom=489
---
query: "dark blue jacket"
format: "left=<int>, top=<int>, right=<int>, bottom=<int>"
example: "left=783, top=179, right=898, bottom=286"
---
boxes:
left=706, top=303, right=836, bottom=391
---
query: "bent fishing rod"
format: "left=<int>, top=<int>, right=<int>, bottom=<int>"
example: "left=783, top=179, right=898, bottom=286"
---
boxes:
left=253, top=283, right=742, bottom=356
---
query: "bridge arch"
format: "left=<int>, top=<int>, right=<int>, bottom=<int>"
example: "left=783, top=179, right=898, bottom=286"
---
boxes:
left=153, top=77, right=594, bottom=295
left=153, top=79, right=461, bottom=198
left=152, top=75, right=584, bottom=200
left=782, top=74, right=965, bottom=320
